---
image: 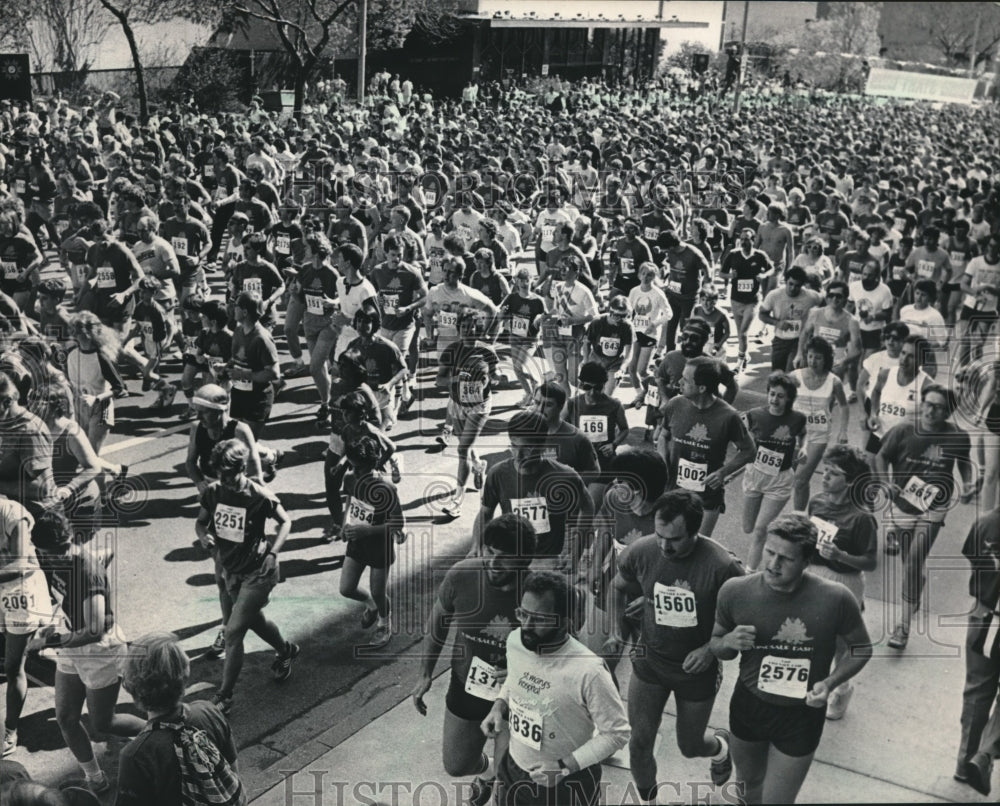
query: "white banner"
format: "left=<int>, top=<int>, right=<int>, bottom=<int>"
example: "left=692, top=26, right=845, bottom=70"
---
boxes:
left=865, top=67, right=977, bottom=105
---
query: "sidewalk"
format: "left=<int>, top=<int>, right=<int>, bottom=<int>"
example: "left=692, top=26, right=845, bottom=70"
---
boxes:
left=247, top=595, right=994, bottom=805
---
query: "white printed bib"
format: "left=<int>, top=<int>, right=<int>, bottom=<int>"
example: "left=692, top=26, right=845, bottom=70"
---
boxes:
left=645, top=385, right=660, bottom=407
left=652, top=582, right=697, bottom=628
left=509, top=698, right=544, bottom=750
left=243, top=277, right=263, bottom=296
left=754, top=446, right=784, bottom=476
left=171, top=236, right=189, bottom=257
left=464, top=656, right=501, bottom=701
left=511, top=496, right=550, bottom=533
left=459, top=380, right=485, bottom=405
left=213, top=504, right=247, bottom=543
left=579, top=414, right=608, bottom=443
left=758, top=655, right=811, bottom=699
left=676, top=458, right=707, bottom=491
left=644, top=227, right=658, bottom=241
left=381, top=293, right=399, bottom=315
left=780, top=319, right=802, bottom=338
left=275, top=234, right=291, bottom=255
left=736, top=278, right=754, bottom=294
left=667, top=279, right=682, bottom=294
left=1, top=262, right=18, bottom=280
left=810, top=515, right=838, bottom=547
left=620, top=257, right=634, bottom=275
left=305, top=293, right=325, bottom=315
left=900, top=475, right=939, bottom=513
left=511, top=316, right=530, bottom=337
left=438, top=310, right=458, bottom=329
left=96, top=266, right=116, bottom=289
left=599, top=337, right=621, bottom=355
left=634, top=315, right=651, bottom=330
left=346, top=498, right=376, bottom=526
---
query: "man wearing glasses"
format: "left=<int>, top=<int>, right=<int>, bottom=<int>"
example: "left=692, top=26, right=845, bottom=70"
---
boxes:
left=481, top=571, right=629, bottom=806
left=795, top=280, right=862, bottom=386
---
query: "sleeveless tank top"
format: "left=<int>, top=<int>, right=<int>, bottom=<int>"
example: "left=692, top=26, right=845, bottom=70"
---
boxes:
left=195, top=419, right=240, bottom=478
left=792, top=369, right=835, bottom=442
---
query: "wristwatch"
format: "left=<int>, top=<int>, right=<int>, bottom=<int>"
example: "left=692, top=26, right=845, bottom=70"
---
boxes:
left=556, top=758, right=572, bottom=776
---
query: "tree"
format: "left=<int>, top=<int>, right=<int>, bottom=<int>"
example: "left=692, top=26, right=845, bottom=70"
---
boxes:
left=24, top=0, right=113, bottom=78
left=223, top=0, right=455, bottom=110
left=900, top=2, right=1000, bottom=69
left=766, top=2, right=882, bottom=92
left=98, top=1, right=220, bottom=122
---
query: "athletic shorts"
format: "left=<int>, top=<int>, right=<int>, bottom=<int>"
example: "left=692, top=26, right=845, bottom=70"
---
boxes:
left=446, top=397, right=492, bottom=432
left=0, top=569, right=53, bottom=635
left=55, top=628, right=127, bottom=689
left=631, top=653, right=722, bottom=703
left=730, top=300, right=758, bottom=324
left=592, top=355, right=624, bottom=376
left=345, top=532, right=395, bottom=570
left=887, top=501, right=946, bottom=531
left=729, top=681, right=826, bottom=757
left=635, top=331, right=657, bottom=348
left=496, top=748, right=602, bottom=806
left=446, top=667, right=495, bottom=722
left=221, top=562, right=279, bottom=607
left=742, top=466, right=794, bottom=501
left=860, top=329, right=882, bottom=350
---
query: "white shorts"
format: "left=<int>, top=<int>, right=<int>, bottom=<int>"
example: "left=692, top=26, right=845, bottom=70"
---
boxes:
left=887, top=501, right=946, bottom=530
left=55, top=628, right=127, bottom=689
left=742, top=466, right=794, bottom=501
left=0, top=570, right=53, bottom=635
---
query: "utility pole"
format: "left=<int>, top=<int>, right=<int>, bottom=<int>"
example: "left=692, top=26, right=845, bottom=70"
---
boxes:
left=969, top=2, right=982, bottom=77
left=358, top=0, right=367, bottom=104
left=733, top=0, right=749, bottom=112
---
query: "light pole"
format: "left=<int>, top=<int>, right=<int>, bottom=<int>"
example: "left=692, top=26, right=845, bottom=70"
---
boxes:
left=358, top=0, right=368, bottom=104
left=733, top=0, right=749, bottom=112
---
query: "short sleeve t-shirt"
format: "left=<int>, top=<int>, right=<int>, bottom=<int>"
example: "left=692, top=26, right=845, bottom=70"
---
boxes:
left=760, top=287, right=824, bottom=341
left=807, top=493, right=878, bottom=575
left=878, top=421, right=970, bottom=516
left=744, top=407, right=807, bottom=473
left=616, top=535, right=744, bottom=668
left=715, top=572, right=865, bottom=705
left=586, top=317, right=634, bottom=360
left=663, top=397, right=751, bottom=492
left=200, top=479, right=280, bottom=575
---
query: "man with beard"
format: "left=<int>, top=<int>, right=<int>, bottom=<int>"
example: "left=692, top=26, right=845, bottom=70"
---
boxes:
left=611, top=490, right=745, bottom=805
left=410, top=514, right=537, bottom=805
left=655, top=317, right=738, bottom=407
left=473, top=411, right=592, bottom=573
left=481, top=571, right=629, bottom=806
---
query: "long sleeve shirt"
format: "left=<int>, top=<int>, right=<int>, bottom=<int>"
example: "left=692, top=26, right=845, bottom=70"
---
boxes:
left=497, top=629, right=629, bottom=771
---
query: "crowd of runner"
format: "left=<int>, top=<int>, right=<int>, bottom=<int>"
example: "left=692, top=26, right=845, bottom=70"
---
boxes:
left=1, top=72, right=1000, bottom=804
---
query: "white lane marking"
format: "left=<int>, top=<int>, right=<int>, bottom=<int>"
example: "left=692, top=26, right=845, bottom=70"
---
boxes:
left=102, top=422, right=192, bottom=454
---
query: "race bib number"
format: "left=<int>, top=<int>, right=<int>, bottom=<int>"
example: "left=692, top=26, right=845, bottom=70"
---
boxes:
left=346, top=497, right=376, bottom=526
left=438, top=310, right=458, bottom=329
left=424, top=188, right=437, bottom=206
left=541, top=225, right=555, bottom=243
left=915, top=260, right=935, bottom=279
left=754, top=446, right=784, bottom=476
left=275, top=234, right=291, bottom=255
left=305, top=293, right=325, bottom=315
left=900, top=475, right=940, bottom=513
left=213, top=504, right=247, bottom=543
left=949, top=251, right=967, bottom=268
left=634, top=315, right=651, bottom=330
left=620, top=257, right=634, bottom=275
left=806, top=411, right=829, bottom=428
left=963, top=294, right=978, bottom=310
left=810, top=516, right=838, bottom=547
left=676, top=458, right=707, bottom=491
left=14, top=179, right=26, bottom=195
left=894, top=216, right=906, bottom=232
left=737, top=278, right=754, bottom=294
left=381, top=293, right=399, bottom=315
left=509, top=698, right=544, bottom=750
left=464, top=656, right=500, bottom=701
left=599, top=337, right=621, bottom=355
left=667, top=279, right=682, bottom=294
left=892, top=264, right=907, bottom=280
left=652, top=582, right=697, bottom=628
left=55, top=219, right=70, bottom=237
left=511, top=316, right=530, bottom=337
left=0, top=590, right=32, bottom=611
left=459, top=379, right=485, bottom=404
left=232, top=371, right=253, bottom=392
left=96, top=266, right=116, bottom=289
left=203, top=164, right=215, bottom=178
left=878, top=401, right=907, bottom=419
left=511, top=496, right=550, bottom=533
left=184, top=335, right=198, bottom=355
left=780, top=319, right=802, bottom=338
left=171, top=236, right=188, bottom=257
left=243, top=277, right=263, bottom=296
left=758, top=655, right=811, bottom=699
left=644, top=227, right=658, bottom=241
left=579, top=414, right=608, bottom=443
left=557, top=322, right=573, bottom=337
left=1, top=261, right=18, bottom=280
left=458, top=225, right=473, bottom=244
left=645, top=384, right=660, bottom=407
left=818, top=326, right=841, bottom=346
left=140, top=321, right=154, bottom=340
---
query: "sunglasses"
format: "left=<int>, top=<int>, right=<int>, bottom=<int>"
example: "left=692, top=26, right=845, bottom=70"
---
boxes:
left=579, top=382, right=602, bottom=391
left=827, top=292, right=846, bottom=299
left=515, top=607, right=560, bottom=627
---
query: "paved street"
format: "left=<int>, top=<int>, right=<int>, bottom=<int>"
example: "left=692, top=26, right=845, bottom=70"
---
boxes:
left=4, top=266, right=997, bottom=804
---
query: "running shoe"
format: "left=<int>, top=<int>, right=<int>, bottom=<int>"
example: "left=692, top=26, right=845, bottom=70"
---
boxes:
left=965, top=751, right=993, bottom=796
left=825, top=683, right=853, bottom=721
left=442, top=498, right=463, bottom=518
left=316, top=404, right=330, bottom=421
left=371, top=622, right=392, bottom=648
left=212, top=692, right=233, bottom=714
left=206, top=628, right=226, bottom=659
left=390, top=459, right=402, bottom=484
left=2, top=729, right=16, bottom=757
left=887, top=625, right=909, bottom=649
left=322, top=524, right=341, bottom=543
left=397, top=393, right=415, bottom=416
left=284, top=360, right=309, bottom=378
left=272, top=641, right=300, bottom=682
left=435, top=426, right=454, bottom=446
left=468, top=776, right=495, bottom=806
left=262, top=449, right=283, bottom=483
left=472, top=459, right=487, bottom=491
left=360, top=605, right=379, bottom=629
left=709, top=728, right=733, bottom=786
left=114, top=387, right=132, bottom=399
left=85, top=773, right=111, bottom=794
